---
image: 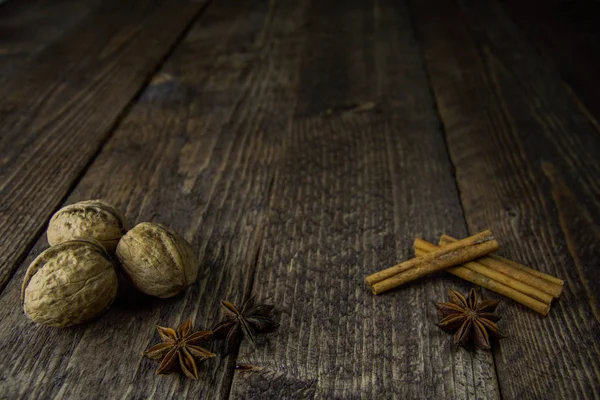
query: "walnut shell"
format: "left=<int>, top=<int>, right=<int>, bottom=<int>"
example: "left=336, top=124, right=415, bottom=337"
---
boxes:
left=47, top=200, right=127, bottom=252
left=22, top=238, right=118, bottom=327
left=116, top=222, right=198, bottom=298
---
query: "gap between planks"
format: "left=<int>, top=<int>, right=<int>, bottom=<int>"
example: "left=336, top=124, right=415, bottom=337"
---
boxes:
left=0, top=0, right=215, bottom=295
left=404, top=0, right=505, bottom=398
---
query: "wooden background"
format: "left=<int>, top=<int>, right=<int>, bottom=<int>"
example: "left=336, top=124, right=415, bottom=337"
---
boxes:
left=1, top=0, right=599, bottom=398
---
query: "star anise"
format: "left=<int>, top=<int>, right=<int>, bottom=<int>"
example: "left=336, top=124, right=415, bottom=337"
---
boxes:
left=435, top=288, right=505, bottom=350
left=143, top=319, right=215, bottom=380
left=213, top=297, right=278, bottom=353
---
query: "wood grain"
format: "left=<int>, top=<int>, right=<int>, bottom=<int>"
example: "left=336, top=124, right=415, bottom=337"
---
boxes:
left=0, top=0, right=307, bottom=398
left=3, top=0, right=598, bottom=398
left=1, top=0, right=503, bottom=397
left=0, top=0, right=103, bottom=78
left=228, top=0, right=499, bottom=398
left=410, top=0, right=600, bottom=398
left=0, top=0, right=210, bottom=292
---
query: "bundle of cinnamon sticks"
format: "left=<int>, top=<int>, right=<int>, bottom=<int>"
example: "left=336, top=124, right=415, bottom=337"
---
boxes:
left=365, top=230, right=564, bottom=315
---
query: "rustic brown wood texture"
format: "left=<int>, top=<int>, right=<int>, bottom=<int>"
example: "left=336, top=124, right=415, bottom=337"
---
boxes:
left=229, top=0, right=498, bottom=397
left=1, top=0, right=600, bottom=398
left=410, top=0, right=600, bottom=398
left=0, top=0, right=102, bottom=78
left=0, top=0, right=209, bottom=291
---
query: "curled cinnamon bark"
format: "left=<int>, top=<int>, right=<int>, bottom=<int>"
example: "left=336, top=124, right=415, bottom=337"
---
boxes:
left=366, top=230, right=498, bottom=294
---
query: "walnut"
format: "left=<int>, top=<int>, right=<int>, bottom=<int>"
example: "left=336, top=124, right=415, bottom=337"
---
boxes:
left=116, top=222, right=198, bottom=298
left=47, top=200, right=128, bottom=252
left=22, top=238, right=118, bottom=327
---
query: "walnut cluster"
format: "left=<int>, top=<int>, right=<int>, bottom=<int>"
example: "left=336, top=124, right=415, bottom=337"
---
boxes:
left=22, top=200, right=199, bottom=328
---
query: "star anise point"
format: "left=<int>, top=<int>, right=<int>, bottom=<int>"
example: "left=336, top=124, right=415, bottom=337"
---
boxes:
left=213, top=297, right=278, bottom=353
left=435, top=289, right=505, bottom=350
left=143, top=319, right=215, bottom=380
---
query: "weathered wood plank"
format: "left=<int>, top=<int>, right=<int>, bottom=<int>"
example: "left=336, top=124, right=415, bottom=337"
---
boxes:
left=0, top=0, right=103, bottom=78
left=0, top=0, right=210, bottom=292
left=503, top=0, right=600, bottom=126
left=0, top=0, right=309, bottom=398
left=410, top=0, right=600, bottom=398
left=229, top=0, right=499, bottom=398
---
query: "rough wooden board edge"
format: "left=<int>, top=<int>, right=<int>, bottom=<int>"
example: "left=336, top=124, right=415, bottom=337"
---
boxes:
left=0, top=0, right=103, bottom=78
left=0, top=0, right=308, bottom=398
left=409, top=0, right=600, bottom=398
left=228, top=0, right=500, bottom=398
left=0, top=0, right=213, bottom=294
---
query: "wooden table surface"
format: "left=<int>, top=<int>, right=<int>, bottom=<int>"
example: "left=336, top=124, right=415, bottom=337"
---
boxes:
left=1, top=0, right=599, bottom=398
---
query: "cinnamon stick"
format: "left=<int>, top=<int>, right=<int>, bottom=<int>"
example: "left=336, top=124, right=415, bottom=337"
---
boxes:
left=489, top=254, right=565, bottom=287
left=414, top=246, right=550, bottom=315
left=414, top=238, right=552, bottom=304
left=439, top=235, right=563, bottom=298
left=367, top=230, right=498, bottom=294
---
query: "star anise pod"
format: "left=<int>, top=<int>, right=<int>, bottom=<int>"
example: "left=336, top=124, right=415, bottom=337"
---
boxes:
left=143, top=319, right=215, bottom=380
left=435, top=288, right=505, bottom=350
left=213, top=297, right=278, bottom=353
